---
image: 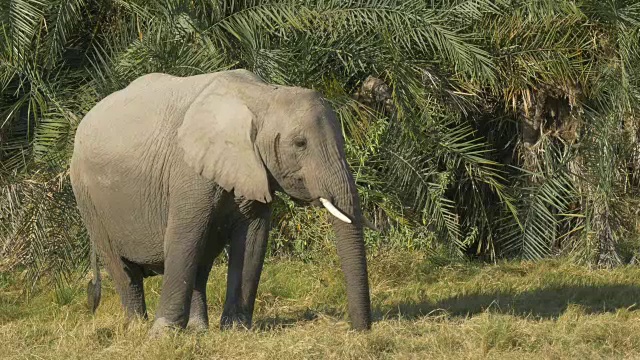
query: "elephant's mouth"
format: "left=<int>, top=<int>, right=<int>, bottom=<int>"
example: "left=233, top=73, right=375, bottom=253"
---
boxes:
left=316, top=197, right=378, bottom=231
left=309, top=197, right=322, bottom=207
left=293, top=196, right=377, bottom=230
left=291, top=196, right=327, bottom=207
left=288, top=196, right=314, bottom=207
left=292, top=196, right=353, bottom=224
left=318, top=197, right=352, bottom=224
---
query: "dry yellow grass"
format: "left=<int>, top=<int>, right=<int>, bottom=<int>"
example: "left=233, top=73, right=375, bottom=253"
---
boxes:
left=3, top=251, right=640, bottom=359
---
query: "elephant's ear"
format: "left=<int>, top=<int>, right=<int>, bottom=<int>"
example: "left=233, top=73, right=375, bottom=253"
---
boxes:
left=178, top=87, right=272, bottom=203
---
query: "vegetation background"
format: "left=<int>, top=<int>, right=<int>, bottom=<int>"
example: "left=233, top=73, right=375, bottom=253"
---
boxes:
left=1, top=0, right=640, bottom=294
left=3, top=1, right=640, bottom=358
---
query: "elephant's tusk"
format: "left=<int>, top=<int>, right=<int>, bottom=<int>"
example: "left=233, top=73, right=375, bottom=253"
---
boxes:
left=319, top=197, right=352, bottom=224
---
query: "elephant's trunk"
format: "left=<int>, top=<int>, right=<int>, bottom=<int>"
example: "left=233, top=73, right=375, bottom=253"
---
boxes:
left=324, top=165, right=372, bottom=330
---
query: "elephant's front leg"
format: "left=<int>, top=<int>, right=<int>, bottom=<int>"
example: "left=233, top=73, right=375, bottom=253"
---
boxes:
left=186, top=239, right=226, bottom=332
left=150, top=196, right=214, bottom=336
left=221, top=202, right=271, bottom=329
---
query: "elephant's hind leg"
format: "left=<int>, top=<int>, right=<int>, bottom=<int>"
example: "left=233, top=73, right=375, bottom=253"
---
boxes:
left=81, top=210, right=147, bottom=319
left=73, top=177, right=146, bottom=319
left=114, top=259, right=148, bottom=320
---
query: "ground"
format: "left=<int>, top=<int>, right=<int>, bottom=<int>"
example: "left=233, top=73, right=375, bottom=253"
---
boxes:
left=2, top=250, right=640, bottom=359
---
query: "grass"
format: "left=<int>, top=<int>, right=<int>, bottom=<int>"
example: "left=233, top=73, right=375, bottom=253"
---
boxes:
left=2, top=249, right=640, bottom=359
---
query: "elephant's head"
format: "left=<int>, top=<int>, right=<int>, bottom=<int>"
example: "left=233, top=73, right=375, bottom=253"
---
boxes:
left=177, top=69, right=372, bottom=330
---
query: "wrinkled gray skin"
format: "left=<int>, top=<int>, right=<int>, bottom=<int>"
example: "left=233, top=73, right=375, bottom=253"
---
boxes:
left=70, top=69, right=372, bottom=334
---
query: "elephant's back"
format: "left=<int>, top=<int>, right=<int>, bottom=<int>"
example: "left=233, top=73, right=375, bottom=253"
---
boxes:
left=73, top=73, right=213, bottom=166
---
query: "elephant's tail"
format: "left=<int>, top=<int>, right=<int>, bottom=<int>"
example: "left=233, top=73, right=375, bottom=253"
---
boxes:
left=87, top=240, right=101, bottom=313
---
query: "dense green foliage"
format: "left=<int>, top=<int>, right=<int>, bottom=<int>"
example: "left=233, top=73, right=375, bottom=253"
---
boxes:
left=1, top=0, right=640, bottom=288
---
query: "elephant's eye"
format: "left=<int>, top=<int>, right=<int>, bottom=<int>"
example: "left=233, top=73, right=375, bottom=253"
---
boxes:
left=293, top=137, right=307, bottom=149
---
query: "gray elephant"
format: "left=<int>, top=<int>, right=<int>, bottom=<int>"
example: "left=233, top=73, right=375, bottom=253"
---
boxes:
left=70, top=69, right=372, bottom=334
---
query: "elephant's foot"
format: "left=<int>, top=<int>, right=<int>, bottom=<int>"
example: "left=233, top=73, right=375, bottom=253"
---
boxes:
left=186, top=317, right=209, bottom=332
left=220, top=312, right=252, bottom=330
left=123, top=313, right=147, bottom=331
left=148, top=317, right=182, bottom=338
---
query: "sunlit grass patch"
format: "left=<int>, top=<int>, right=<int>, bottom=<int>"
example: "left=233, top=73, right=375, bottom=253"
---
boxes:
left=2, top=251, right=640, bottom=359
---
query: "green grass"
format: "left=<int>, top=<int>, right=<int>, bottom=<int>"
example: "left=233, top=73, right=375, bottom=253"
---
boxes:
left=2, top=250, right=640, bottom=359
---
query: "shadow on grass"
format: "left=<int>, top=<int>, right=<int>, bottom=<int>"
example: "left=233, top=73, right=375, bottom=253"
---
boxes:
left=254, top=308, right=339, bottom=330
left=247, top=285, right=640, bottom=328
left=375, top=284, right=640, bottom=321
left=254, top=315, right=313, bottom=331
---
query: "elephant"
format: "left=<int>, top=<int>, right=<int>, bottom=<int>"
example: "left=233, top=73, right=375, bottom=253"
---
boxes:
left=69, top=69, right=372, bottom=334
